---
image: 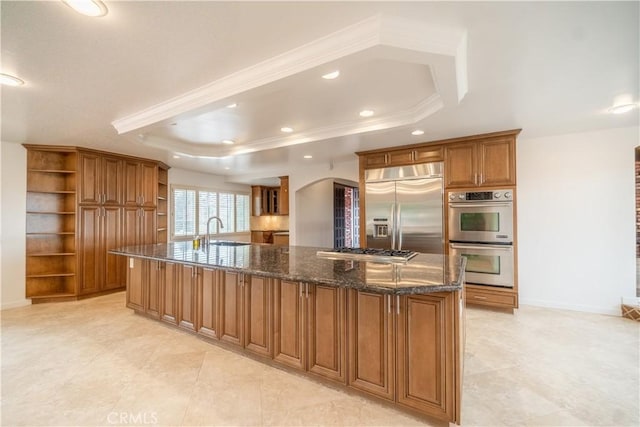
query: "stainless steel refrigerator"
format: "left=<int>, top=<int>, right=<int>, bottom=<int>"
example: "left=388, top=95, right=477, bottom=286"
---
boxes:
left=365, top=163, right=444, bottom=254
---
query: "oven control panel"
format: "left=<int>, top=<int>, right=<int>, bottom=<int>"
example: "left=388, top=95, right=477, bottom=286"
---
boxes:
left=448, top=189, right=512, bottom=202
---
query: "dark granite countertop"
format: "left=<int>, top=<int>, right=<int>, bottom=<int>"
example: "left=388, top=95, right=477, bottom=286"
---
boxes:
left=110, top=242, right=465, bottom=295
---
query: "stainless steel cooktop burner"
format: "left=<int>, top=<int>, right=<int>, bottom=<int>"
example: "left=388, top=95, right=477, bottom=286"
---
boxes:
left=316, top=247, right=418, bottom=263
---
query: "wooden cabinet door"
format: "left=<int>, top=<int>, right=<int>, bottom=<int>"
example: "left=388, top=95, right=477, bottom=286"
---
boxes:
left=161, top=262, right=179, bottom=325
left=413, top=146, right=444, bottom=163
left=198, top=268, right=219, bottom=339
left=79, top=206, right=101, bottom=294
left=102, top=156, right=123, bottom=205
left=347, top=290, right=395, bottom=400
left=444, top=142, right=477, bottom=188
left=251, top=186, right=262, bottom=216
left=102, top=206, right=123, bottom=290
left=126, top=257, right=145, bottom=312
left=122, top=207, right=139, bottom=248
left=79, top=153, right=101, bottom=204
left=396, top=293, right=455, bottom=420
left=243, top=275, right=272, bottom=358
left=178, top=265, right=199, bottom=332
left=279, top=176, right=289, bottom=215
left=388, top=149, right=414, bottom=166
left=146, top=260, right=163, bottom=319
left=273, top=280, right=306, bottom=370
left=478, top=138, right=516, bottom=186
left=123, top=161, right=140, bottom=206
left=308, top=284, right=346, bottom=383
left=140, top=162, right=158, bottom=207
left=140, top=207, right=156, bottom=245
left=365, top=153, right=389, bottom=168
left=219, top=271, right=244, bottom=346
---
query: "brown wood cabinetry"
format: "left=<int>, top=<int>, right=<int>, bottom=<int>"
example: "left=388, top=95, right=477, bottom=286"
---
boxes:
left=465, top=285, right=518, bottom=308
left=347, top=290, right=395, bottom=400
left=198, top=268, right=219, bottom=339
left=126, top=257, right=145, bottom=312
left=243, top=275, right=273, bottom=358
left=444, top=136, right=516, bottom=188
left=279, top=176, right=289, bottom=215
left=79, top=205, right=123, bottom=295
left=250, top=176, right=289, bottom=216
left=274, top=281, right=346, bottom=383
left=146, top=260, right=163, bottom=319
left=123, top=262, right=463, bottom=424
left=124, top=160, right=157, bottom=207
left=219, top=270, right=244, bottom=346
left=24, top=145, right=168, bottom=303
left=362, top=146, right=444, bottom=168
left=156, top=166, right=169, bottom=243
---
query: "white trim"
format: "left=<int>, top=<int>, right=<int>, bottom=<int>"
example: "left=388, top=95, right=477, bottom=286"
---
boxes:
left=2, top=299, right=31, bottom=310
left=519, top=298, right=621, bottom=316
left=111, top=14, right=468, bottom=158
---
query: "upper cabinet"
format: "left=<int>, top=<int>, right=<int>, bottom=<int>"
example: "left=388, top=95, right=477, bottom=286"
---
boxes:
left=251, top=176, right=289, bottom=216
left=124, top=160, right=157, bottom=207
left=444, top=136, right=516, bottom=188
left=362, top=146, right=443, bottom=169
left=79, top=152, right=124, bottom=205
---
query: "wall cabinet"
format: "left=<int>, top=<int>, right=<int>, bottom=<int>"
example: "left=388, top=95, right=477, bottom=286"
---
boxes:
left=251, top=176, right=289, bottom=216
left=444, top=137, right=516, bottom=188
left=124, top=160, right=157, bottom=207
left=278, top=176, right=289, bottom=215
left=362, top=146, right=444, bottom=169
left=79, top=153, right=123, bottom=205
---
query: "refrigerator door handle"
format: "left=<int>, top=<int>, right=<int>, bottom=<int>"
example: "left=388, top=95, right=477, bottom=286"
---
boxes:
left=396, top=203, right=403, bottom=250
left=390, top=203, right=396, bottom=250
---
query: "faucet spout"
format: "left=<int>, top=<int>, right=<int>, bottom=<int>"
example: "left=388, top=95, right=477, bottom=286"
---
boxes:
left=205, top=216, right=224, bottom=247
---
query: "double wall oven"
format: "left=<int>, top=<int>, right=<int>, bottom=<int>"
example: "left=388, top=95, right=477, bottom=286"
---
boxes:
left=448, top=189, right=514, bottom=288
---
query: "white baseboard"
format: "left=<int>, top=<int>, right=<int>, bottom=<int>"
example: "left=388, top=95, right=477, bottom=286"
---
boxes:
left=1, top=299, right=31, bottom=310
left=519, top=298, right=620, bottom=316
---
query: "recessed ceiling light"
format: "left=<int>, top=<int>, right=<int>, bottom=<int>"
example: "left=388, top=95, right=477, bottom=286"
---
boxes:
left=359, top=110, right=374, bottom=117
left=224, top=167, right=230, bottom=170
left=411, top=130, right=425, bottom=136
left=62, top=0, right=108, bottom=17
left=226, top=103, right=237, bottom=109
left=322, top=70, right=340, bottom=80
left=0, top=73, right=25, bottom=87
left=304, top=155, right=313, bottom=159
left=172, top=155, right=180, bottom=159
left=222, top=139, right=235, bottom=145
left=281, top=127, right=293, bottom=133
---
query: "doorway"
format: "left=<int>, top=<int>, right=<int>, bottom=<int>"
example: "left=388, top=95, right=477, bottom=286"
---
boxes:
left=334, top=183, right=359, bottom=248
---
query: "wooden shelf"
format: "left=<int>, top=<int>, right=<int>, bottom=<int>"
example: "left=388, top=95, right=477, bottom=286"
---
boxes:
left=27, top=273, right=75, bottom=278
left=28, top=253, right=76, bottom=257
left=157, top=196, right=167, bottom=201
left=28, top=169, right=76, bottom=174
left=27, top=211, right=75, bottom=215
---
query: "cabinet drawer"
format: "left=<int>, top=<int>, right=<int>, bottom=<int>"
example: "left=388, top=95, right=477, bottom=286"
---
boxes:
left=365, top=153, right=389, bottom=168
left=465, top=287, right=517, bottom=308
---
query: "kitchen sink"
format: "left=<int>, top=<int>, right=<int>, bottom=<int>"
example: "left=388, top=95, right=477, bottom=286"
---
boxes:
left=209, top=241, right=251, bottom=247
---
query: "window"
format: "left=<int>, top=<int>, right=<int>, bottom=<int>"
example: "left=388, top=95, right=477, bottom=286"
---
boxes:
left=172, top=186, right=250, bottom=239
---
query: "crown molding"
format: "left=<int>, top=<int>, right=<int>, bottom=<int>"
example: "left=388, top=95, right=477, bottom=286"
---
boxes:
left=113, top=14, right=468, bottom=158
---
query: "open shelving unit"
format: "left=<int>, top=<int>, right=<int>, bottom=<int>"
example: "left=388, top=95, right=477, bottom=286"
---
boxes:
left=25, top=148, right=78, bottom=300
left=157, top=165, right=169, bottom=243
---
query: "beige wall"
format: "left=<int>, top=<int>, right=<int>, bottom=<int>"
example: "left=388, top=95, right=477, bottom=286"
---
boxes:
left=1, top=142, right=28, bottom=309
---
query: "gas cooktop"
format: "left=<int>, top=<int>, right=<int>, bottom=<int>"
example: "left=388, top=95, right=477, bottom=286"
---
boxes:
left=316, top=247, right=418, bottom=263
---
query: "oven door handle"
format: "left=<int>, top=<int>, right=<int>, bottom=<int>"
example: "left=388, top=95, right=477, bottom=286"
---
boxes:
left=449, top=202, right=513, bottom=209
left=450, top=243, right=513, bottom=252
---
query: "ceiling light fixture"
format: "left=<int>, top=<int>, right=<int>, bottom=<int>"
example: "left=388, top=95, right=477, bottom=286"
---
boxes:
left=222, top=139, right=235, bottom=145
left=172, top=155, right=180, bottom=159
left=322, top=70, right=340, bottom=80
left=224, top=167, right=230, bottom=170
left=609, top=94, right=638, bottom=114
left=359, top=110, right=374, bottom=117
left=0, top=73, right=25, bottom=87
left=62, top=0, right=108, bottom=17
left=226, top=103, right=237, bottom=109
left=281, top=127, right=293, bottom=133
left=411, top=130, right=425, bottom=136
left=304, top=155, right=313, bottom=159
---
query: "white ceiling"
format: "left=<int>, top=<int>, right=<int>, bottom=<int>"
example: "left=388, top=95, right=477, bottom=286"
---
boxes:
left=2, top=1, right=638, bottom=184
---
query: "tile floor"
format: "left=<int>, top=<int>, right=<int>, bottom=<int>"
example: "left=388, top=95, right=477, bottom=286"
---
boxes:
left=1, top=292, right=638, bottom=426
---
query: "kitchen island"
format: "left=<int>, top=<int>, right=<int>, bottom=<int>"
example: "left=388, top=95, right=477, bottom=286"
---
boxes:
left=111, top=242, right=466, bottom=424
